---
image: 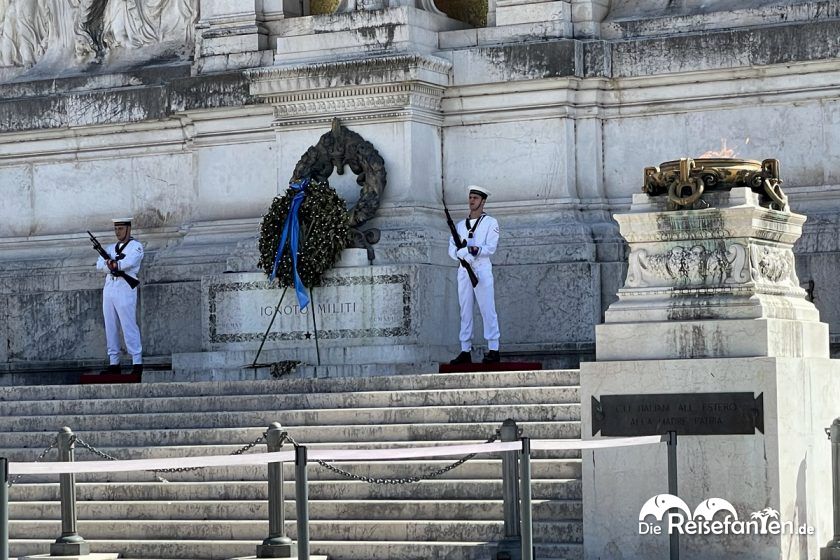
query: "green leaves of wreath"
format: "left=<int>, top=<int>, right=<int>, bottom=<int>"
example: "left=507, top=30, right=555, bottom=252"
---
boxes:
left=258, top=180, right=350, bottom=288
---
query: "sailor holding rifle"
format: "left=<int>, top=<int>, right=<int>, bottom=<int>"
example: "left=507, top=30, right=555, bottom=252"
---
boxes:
left=90, top=217, right=144, bottom=375
left=447, top=186, right=501, bottom=364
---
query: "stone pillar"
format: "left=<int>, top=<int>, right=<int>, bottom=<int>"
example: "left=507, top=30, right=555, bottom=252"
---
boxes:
left=581, top=186, right=839, bottom=560
left=196, top=0, right=309, bottom=71
left=494, top=0, right=571, bottom=28
left=571, top=0, right=609, bottom=38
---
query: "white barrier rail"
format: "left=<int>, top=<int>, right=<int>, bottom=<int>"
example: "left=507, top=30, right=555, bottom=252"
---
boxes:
left=1, top=430, right=668, bottom=560
left=7, top=436, right=662, bottom=476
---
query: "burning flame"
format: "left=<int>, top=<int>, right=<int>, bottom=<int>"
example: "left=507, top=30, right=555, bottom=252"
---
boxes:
left=698, top=137, right=750, bottom=158
left=699, top=139, right=736, bottom=158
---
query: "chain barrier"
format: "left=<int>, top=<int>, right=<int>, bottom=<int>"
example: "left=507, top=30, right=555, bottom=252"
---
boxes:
left=74, top=431, right=268, bottom=483
left=280, top=432, right=499, bottom=485
left=7, top=435, right=59, bottom=488
left=10, top=429, right=497, bottom=486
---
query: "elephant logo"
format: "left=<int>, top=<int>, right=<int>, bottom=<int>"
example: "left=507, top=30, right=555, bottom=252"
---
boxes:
left=639, top=494, right=692, bottom=521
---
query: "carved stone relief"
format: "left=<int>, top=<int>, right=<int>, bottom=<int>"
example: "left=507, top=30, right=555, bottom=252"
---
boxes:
left=0, top=0, right=46, bottom=67
left=626, top=243, right=748, bottom=288
left=0, top=0, right=198, bottom=70
left=749, top=245, right=799, bottom=287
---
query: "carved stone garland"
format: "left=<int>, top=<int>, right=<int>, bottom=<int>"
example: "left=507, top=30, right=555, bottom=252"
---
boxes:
left=291, top=118, right=386, bottom=260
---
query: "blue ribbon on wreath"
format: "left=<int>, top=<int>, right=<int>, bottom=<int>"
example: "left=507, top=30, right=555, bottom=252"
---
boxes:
left=269, top=178, right=311, bottom=310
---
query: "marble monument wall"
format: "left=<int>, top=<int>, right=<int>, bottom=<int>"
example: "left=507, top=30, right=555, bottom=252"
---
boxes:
left=0, top=1, right=840, bottom=374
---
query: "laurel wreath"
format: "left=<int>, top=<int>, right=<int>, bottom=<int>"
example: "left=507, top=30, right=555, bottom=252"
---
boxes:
left=257, top=180, right=350, bottom=288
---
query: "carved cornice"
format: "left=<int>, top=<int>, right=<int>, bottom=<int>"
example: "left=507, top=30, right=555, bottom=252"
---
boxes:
left=247, top=54, right=452, bottom=82
left=246, top=54, right=451, bottom=123
left=271, top=82, right=443, bottom=119
left=246, top=55, right=452, bottom=101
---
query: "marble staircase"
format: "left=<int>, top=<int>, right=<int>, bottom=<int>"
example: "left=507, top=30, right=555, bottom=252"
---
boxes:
left=2, top=371, right=583, bottom=560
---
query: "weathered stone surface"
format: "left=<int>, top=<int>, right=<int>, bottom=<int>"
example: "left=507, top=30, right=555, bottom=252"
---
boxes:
left=581, top=356, right=839, bottom=560
left=141, top=281, right=203, bottom=357
left=607, top=20, right=840, bottom=77
left=0, top=67, right=253, bottom=133
left=0, top=2, right=838, bottom=373
left=4, top=289, right=102, bottom=362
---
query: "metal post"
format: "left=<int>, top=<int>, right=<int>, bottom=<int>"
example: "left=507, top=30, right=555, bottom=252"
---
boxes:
left=51, top=427, right=89, bottom=557
left=1, top=458, right=9, bottom=560
left=667, top=431, right=679, bottom=560
left=519, top=438, right=533, bottom=560
left=257, top=423, right=296, bottom=558
left=822, top=418, right=840, bottom=559
left=295, top=445, right=309, bottom=560
left=495, top=419, right=521, bottom=560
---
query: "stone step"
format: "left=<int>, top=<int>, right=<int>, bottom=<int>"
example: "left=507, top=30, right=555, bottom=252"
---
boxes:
left=0, top=370, right=579, bottom=402
left=0, top=421, right=580, bottom=449
left=0, top=403, right=581, bottom=432
left=12, top=458, right=582, bottom=484
left=3, top=367, right=586, bottom=560
left=8, top=538, right=584, bottom=560
left=9, top=519, right=583, bottom=542
left=9, top=498, right=583, bottom=521
left=8, top=479, right=582, bottom=501
left=0, top=386, right=580, bottom=416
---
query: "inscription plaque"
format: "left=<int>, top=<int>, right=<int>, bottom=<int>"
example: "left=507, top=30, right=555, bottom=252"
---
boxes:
left=206, top=273, right=411, bottom=344
left=591, top=392, right=764, bottom=436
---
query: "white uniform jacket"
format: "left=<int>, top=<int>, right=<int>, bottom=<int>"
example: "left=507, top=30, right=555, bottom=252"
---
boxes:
left=447, top=214, right=500, bottom=268
left=96, top=238, right=144, bottom=283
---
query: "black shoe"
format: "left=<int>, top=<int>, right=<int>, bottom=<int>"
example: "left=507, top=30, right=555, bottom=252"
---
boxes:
left=100, top=364, right=121, bottom=375
left=482, top=350, right=500, bottom=363
left=130, top=364, right=143, bottom=375
left=449, top=351, right=472, bottom=365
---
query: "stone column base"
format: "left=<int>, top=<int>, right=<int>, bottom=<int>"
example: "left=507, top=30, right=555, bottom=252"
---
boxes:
left=580, top=356, right=840, bottom=560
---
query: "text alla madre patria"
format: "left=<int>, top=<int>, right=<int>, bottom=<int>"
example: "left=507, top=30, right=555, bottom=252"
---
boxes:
left=615, top=402, right=738, bottom=426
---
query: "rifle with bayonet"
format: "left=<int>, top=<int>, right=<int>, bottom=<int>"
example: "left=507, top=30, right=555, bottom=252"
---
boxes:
left=443, top=202, right=479, bottom=288
left=87, top=231, right=140, bottom=289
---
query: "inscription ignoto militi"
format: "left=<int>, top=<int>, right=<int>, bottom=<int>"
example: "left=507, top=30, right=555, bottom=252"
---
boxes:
left=591, top=392, right=764, bottom=437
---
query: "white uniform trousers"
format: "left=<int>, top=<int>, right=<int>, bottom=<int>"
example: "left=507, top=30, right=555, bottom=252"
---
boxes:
left=103, top=276, right=142, bottom=365
left=457, top=263, right=500, bottom=352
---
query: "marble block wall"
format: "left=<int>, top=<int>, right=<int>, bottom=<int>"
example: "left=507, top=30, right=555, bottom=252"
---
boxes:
left=1, top=2, right=840, bottom=374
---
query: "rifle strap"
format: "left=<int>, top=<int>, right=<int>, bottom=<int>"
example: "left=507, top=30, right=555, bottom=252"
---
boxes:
left=465, top=214, right=485, bottom=238
left=114, top=237, right=134, bottom=259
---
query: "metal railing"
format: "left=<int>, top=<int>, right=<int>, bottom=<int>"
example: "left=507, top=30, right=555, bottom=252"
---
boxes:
left=1, top=420, right=672, bottom=560
left=823, top=417, right=840, bottom=560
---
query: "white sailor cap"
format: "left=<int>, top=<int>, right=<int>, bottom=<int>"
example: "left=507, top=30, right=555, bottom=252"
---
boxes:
left=112, top=217, right=133, bottom=226
left=468, top=185, right=490, bottom=199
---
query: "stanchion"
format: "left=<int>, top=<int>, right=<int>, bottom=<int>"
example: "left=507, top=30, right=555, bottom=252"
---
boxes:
left=519, top=438, right=533, bottom=560
left=295, top=445, right=309, bottom=560
left=1, top=457, right=8, bottom=560
left=258, top=423, right=296, bottom=558
left=51, top=427, right=89, bottom=556
left=822, top=417, right=840, bottom=559
left=666, top=431, right=679, bottom=560
left=495, top=419, right=521, bottom=560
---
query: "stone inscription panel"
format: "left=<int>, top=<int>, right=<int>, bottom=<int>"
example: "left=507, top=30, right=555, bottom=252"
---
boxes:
left=206, top=273, right=411, bottom=344
left=591, top=392, right=764, bottom=437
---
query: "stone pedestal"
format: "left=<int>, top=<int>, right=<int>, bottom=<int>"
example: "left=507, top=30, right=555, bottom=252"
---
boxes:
left=196, top=0, right=308, bottom=71
left=581, top=187, right=840, bottom=560
left=495, top=0, right=570, bottom=27
left=171, top=260, right=456, bottom=377
left=271, top=7, right=466, bottom=65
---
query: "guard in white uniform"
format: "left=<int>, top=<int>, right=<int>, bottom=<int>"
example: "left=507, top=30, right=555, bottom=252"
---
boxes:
left=96, top=217, right=144, bottom=374
left=448, top=185, right=501, bottom=364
